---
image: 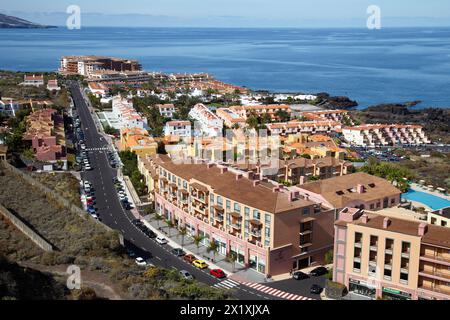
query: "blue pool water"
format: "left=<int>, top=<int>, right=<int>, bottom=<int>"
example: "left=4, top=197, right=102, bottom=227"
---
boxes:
left=402, top=189, right=450, bottom=211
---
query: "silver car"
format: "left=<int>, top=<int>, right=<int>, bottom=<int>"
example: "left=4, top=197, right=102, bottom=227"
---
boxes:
left=180, top=270, right=194, bottom=280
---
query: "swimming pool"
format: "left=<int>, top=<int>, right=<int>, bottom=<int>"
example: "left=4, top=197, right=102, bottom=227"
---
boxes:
left=402, top=189, right=450, bottom=211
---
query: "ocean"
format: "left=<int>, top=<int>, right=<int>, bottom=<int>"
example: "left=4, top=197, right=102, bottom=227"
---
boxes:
left=1, top=26, right=450, bottom=109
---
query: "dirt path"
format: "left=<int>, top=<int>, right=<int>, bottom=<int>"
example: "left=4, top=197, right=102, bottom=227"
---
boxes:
left=19, top=262, right=125, bottom=300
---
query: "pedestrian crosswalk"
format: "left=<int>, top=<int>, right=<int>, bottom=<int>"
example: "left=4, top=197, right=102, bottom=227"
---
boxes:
left=213, top=279, right=240, bottom=290
left=85, top=147, right=110, bottom=152
left=240, top=282, right=314, bottom=300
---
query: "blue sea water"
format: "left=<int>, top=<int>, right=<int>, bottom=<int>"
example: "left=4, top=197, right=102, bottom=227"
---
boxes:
left=1, top=27, right=450, bottom=109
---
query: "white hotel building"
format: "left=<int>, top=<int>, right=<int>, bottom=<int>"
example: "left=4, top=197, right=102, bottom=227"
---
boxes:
left=164, top=120, right=192, bottom=138
left=342, top=124, right=431, bottom=147
left=108, top=96, right=148, bottom=130
left=188, top=103, right=223, bottom=137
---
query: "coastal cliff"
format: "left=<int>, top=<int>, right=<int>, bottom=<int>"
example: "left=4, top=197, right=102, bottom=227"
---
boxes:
left=0, top=13, right=56, bottom=29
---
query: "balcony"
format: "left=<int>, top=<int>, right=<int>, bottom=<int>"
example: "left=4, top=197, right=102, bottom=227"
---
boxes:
left=420, top=254, right=450, bottom=267
left=419, top=269, right=450, bottom=282
left=250, top=228, right=262, bottom=238
left=215, top=214, right=224, bottom=223
left=231, top=222, right=242, bottom=230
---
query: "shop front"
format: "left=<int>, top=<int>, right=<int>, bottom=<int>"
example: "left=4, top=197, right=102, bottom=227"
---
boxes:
left=348, top=279, right=376, bottom=299
left=382, top=287, right=412, bottom=300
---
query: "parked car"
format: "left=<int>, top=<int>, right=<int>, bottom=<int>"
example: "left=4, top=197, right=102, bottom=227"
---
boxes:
left=144, top=229, right=157, bottom=238
left=90, top=213, right=100, bottom=220
left=310, top=284, right=323, bottom=295
left=87, top=207, right=96, bottom=215
left=183, top=254, right=197, bottom=264
left=309, top=267, right=328, bottom=277
left=156, top=236, right=168, bottom=245
left=193, top=260, right=208, bottom=269
left=210, top=269, right=226, bottom=279
left=135, top=257, right=147, bottom=267
left=126, top=249, right=136, bottom=258
left=179, top=270, right=194, bottom=280
left=84, top=165, right=92, bottom=171
left=292, top=271, right=309, bottom=280
left=171, top=248, right=186, bottom=257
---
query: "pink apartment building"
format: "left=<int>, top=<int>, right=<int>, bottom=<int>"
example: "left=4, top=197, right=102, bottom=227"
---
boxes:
left=23, top=109, right=66, bottom=163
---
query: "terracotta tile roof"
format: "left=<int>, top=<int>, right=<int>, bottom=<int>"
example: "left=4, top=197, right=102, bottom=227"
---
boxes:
left=159, top=160, right=314, bottom=214
left=300, top=172, right=401, bottom=208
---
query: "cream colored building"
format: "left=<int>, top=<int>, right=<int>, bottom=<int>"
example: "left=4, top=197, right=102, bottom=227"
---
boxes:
left=333, top=208, right=450, bottom=300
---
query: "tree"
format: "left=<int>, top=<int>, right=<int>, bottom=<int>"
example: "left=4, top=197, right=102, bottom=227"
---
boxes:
left=324, top=249, right=334, bottom=265
left=154, top=213, right=163, bottom=228
left=207, top=240, right=219, bottom=262
left=246, top=116, right=259, bottom=130
left=166, top=219, right=174, bottom=237
left=226, top=252, right=238, bottom=272
left=193, top=234, right=205, bottom=254
left=178, top=226, right=188, bottom=250
left=275, top=110, right=291, bottom=122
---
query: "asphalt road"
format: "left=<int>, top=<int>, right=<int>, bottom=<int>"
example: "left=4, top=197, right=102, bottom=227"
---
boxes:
left=69, top=82, right=275, bottom=301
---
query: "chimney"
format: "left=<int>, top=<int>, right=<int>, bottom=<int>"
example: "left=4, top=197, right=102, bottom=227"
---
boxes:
left=299, top=176, right=306, bottom=186
left=235, top=174, right=243, bottom=181
left=220, top=167, right=228, bottom=174
left=361, top=214, right=369, bottom=224
left=253, top=180, right=260, bottom=187
left=418, top=223, right=428, bottom=236
left=357, top=184, right=365, bottom=194
left=383, top=217, right=391, bottom=229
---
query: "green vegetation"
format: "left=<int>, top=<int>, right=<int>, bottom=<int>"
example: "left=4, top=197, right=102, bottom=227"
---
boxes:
left=104, top=125, right=120, bottom=136
left=360, top=157, right=415, bottom=192
left=0, top=167, right=231, bottom=300
left=118, top=150, right=147, bottom=196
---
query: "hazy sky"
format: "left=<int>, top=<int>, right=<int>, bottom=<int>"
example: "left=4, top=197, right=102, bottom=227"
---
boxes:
left=2, top=0, right=450, bottom=27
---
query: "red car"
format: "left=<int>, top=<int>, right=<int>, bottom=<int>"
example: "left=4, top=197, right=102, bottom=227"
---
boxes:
left=210, top=269, right=226, bottom=279
left=86, top=198, right=94, bottom=206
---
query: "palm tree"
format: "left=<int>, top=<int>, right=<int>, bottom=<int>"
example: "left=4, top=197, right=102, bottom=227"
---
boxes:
left=166, top=219, right=174, bottom=237
left=179, top=226, right=188, bottom=250
left=226, top=252, right=238, bottom=272
left=207, top=241, right=219, bottom=262
left=192, top=234, right=205, bottom=254
left=154, top=214, right=163, bottom=228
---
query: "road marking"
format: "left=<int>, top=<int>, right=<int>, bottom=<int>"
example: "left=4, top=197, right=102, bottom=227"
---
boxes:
left=213, top=279, right=240, bottom=290
left=239, top=281, right=315, bottom=300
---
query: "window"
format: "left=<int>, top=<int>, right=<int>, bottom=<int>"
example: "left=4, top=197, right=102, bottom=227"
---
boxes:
left=217, top=196, right=223, bottom=206
left=370, top=204, right=375, bottom=210
left=265, top=214, right=271, bottom=225
left=384, top=268, right=392, bottom=280
left=253, top=210, right=260, bottom=220
left=183, top=181, right=188, bottom=189
left=226, top=200, right=231, bottom=210
left=355, top=232, right=363, bottom=244
left=264, top=240, right=270, bottom=247
left=302, top=208, right=309, bottom=215
left=244, top=207, right=250, bottom=218
left=210, top=194, right=214, bottom=203
left=353, top=261, right=361, bottom=272
left=265, top=226, right=271, bottom=238
left=234, top=203, right=241, bottom=213
left=400, top=272, right=409, bottom=284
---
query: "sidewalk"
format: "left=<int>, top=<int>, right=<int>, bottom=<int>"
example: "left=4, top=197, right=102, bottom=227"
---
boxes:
left=141, top=215, right=267, bottom=283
